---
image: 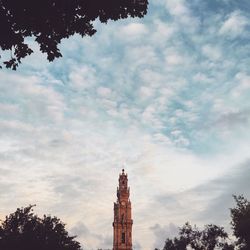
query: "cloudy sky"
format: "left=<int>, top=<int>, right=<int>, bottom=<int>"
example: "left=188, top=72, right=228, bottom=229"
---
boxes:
left=0, top=0, right=250, bottom=249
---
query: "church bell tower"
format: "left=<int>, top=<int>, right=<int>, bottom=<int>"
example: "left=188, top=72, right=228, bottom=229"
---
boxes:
left=113, top=169, right=133, bottom=250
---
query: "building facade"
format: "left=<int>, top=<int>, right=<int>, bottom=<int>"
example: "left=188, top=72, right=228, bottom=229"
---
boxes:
left=113, top=169, right=133, bottom=250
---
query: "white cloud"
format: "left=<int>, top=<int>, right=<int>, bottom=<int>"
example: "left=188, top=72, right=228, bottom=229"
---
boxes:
left=69, top=65, right=97, bottom=91
left=151, top=20, right=176, bottom=46
left=171, top=130, right=182, bottom=137
left=124, top=45, right=159, bottom=68
left=139, top=86, right=155, bottom=99
left=231, top=72, right=250, bottom=98
left=0, top=103, right=19, bottom=114
left=219, top=11, right=248, bottom=38
left=193, top=72, right=213, bottom=84
left=165, top=53, right=183, bottom=65
left=153, top=133, right=171, bottom=145
left=164, top=0, right=200, bottom=31
left=118, top=23, right=148, bottom=41
left=0, top=120, right=35, bottom=133
left=0, top=72, right=65, bottom=123
left=174, top=136, right=190, bottom=147
left=138, top=69, right=165, bottom=87
left=165, top=0, right=189, bottom=17
left=96, top=86, right=112, bottom=97
left=141, top=105, right=164, bottom=129
left=164, top=47, right=191, bottom=67
left=202, top=44, right=222, bottom=61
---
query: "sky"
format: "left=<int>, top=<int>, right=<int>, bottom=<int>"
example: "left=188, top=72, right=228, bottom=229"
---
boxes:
left=0, top=0, right=250, bottom=249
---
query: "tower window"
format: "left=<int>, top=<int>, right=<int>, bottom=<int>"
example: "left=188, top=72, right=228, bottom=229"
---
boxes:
left=122, top=232, right=125, bottom=243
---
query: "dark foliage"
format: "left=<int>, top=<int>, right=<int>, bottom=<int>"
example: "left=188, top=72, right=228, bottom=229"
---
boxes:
left=0, top=205, right=81, bottom=250
left=231, top=195, right=250, bottom=250
left=162, top=223, right=233, bottom=250
left=0, top=0, right=148, bottom=69
left=161, top=195, right=250, bottom=250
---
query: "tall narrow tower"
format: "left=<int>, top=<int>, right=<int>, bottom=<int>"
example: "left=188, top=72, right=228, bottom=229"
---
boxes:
left=113, top=169, right=133, bottom=250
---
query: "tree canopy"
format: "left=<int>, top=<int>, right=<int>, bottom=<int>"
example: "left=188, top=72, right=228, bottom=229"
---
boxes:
left=0, top=0, right=148, bottom=70
left=231, top=195, right=250, bottom=249
left=162, top=195, right=250, bottom=250
left=163, top=223, right=233, bottom=250
left=0, top=205, right=81, bottom=250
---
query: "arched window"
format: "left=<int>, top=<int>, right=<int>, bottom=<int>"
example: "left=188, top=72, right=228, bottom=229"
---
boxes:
left=122, top=232, right=125, bottom=243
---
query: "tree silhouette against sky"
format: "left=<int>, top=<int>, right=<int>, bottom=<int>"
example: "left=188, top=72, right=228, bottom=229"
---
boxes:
left=0, top=0, right=148, bottom=70
left=0, top=205, right=81, bottom=250
left=161, top=195, right=250, bottom=250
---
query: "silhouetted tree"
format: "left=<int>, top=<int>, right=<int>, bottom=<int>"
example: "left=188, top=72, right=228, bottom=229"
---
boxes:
left=162, top=223, right=233, bottom=250
left=0, top=0, right=148, bottom=70
left=231, top=195, right=250, bottom=250
left=0, top=205, right=81, bottom=250
left=161, top=195, right=250, bottom=250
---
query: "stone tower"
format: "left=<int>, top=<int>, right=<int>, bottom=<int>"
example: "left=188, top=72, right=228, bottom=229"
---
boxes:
left=113, top=169, right=133, bottom=250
